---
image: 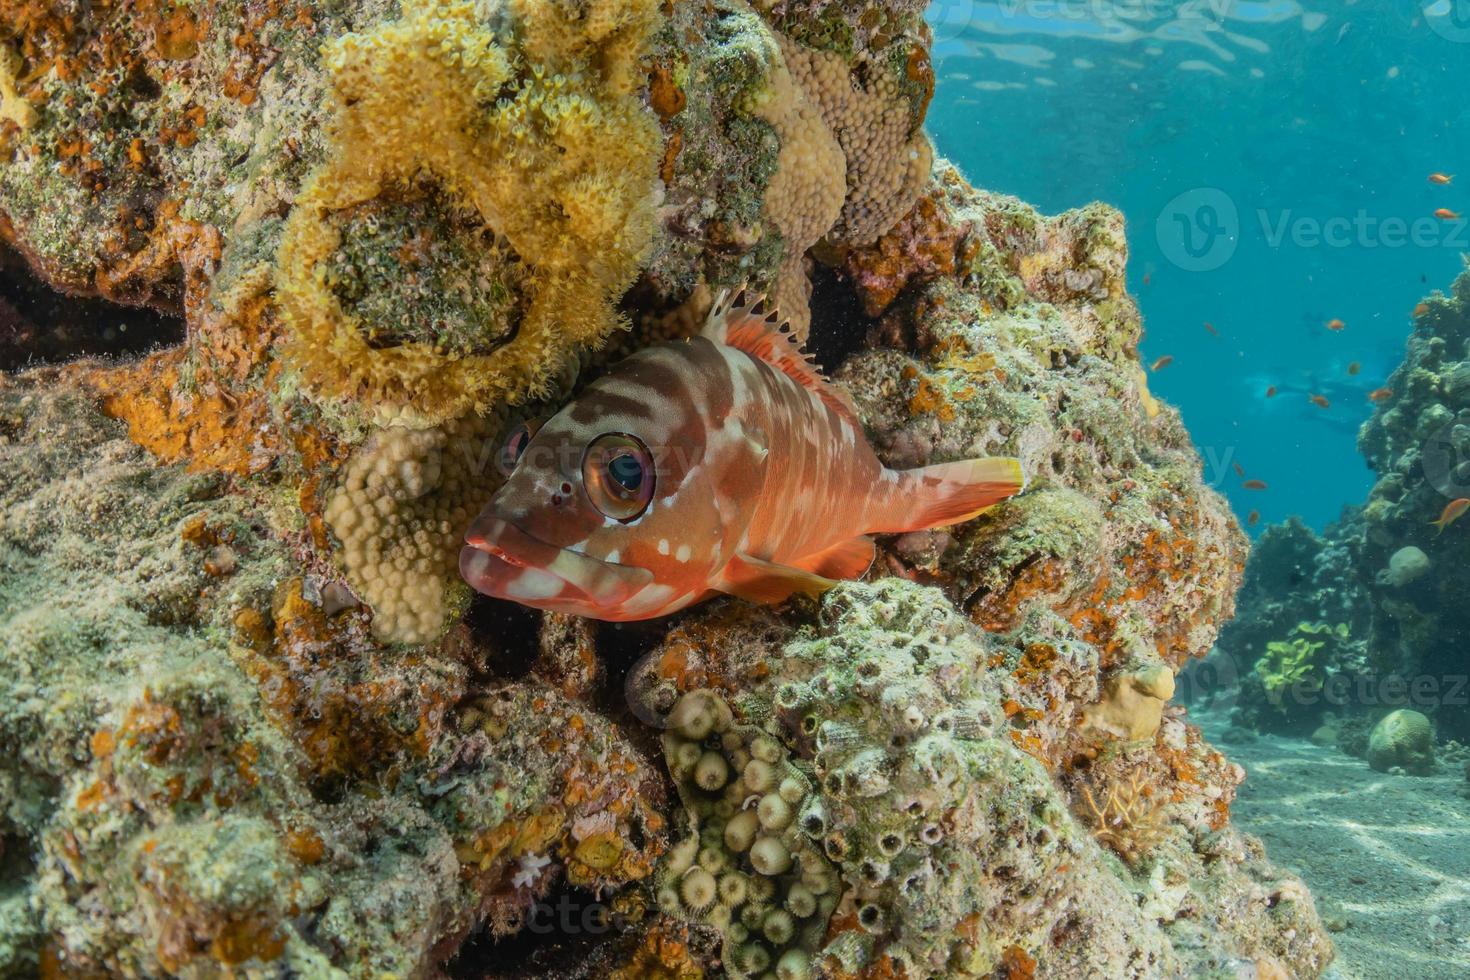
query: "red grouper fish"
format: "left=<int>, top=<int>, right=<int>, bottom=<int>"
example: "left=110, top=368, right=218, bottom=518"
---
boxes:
left=460, top=289, right=1026, bottom=620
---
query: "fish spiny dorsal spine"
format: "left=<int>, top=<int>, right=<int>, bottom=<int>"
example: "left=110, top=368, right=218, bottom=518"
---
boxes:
left=705, top=284, right=859, bottom=423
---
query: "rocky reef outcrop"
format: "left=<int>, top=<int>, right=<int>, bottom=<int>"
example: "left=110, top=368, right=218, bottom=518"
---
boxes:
left=1216, top=266, right=1470, bottom=755
left=0, top=0, right=1328, bottom=976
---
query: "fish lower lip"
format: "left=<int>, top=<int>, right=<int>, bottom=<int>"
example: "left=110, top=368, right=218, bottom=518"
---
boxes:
left=460, top=518, right=653, bottom=608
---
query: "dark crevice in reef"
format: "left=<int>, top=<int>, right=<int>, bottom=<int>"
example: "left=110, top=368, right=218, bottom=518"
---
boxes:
left=806, top=263, right=879, bottom=373
left=0, top=831, right=36, bottom=893
left=463, top=596, right=543, bottom=681
left=0, top=245, right=186, bottom=371
left=591, top=617, right=678, bottom=771
left=594, top=618, right=672, bottom=718
left=444, top=884, right=641, bottom=980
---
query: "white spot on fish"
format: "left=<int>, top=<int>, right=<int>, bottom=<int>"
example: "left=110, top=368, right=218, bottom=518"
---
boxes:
left=676, top=544, right=692, bottom=563
left=507, top=568, right=563, bottom=601
left=658, top=538, right=670, bottom=555
left=627, top=583, right=676, bottom=616
left=605, top=549, right=620, bottom=563
left=463, top=548, right=491, bottom=579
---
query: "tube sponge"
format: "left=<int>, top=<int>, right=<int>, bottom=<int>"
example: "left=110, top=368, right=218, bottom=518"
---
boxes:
left=274, top=0, right=663, bottom=427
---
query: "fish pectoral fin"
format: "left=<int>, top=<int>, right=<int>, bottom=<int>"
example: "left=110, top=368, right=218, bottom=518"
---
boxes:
left=790, top=536, right=875, bottom=580
left=713, top=552, right=837, bottom=605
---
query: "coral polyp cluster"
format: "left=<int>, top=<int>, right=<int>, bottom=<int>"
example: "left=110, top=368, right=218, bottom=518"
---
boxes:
left=655, top=690, right=839, bottom=979
left=324, top=412, right=502, bottom=643
left=778, top=36, right=933, bottom=249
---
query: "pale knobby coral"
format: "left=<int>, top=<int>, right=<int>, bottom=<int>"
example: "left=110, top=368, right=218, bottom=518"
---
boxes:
left=748, top=36, right=847, bottom=337
left=274, top=0, right=664, bottom=427
left=777, top=35, right=932, bottom=247
left=324, top=411, right=502, bottom=643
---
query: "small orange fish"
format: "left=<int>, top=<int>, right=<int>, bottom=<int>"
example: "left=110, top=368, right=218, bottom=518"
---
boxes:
left=1434, top=208, right=1460, bottom=220
left=1326, top=318, right=1346, bottom=331
left=1347, top=361, right=1361, bottom=376
left=1150, top=355, right=1174, bottom=372
left=1242, top=480, right=1268, bottom=490
left=1203, top=322, right=1219, bottom=337
left=1431, top=498, right=1470, bottom=535
left=1414, top=302, right=1430, bottom=318
left=1368, top=386, right=1393, bottom=403
left=1429, top=173, right=1454, bottom=185
left=1310, top=394, right=1331, bottom=409
left=1232, top=462, right=1246, bottom=478
left=1247, top=510, right=1260, bottom=526
left=1265, top=385, right=1277, bottom=398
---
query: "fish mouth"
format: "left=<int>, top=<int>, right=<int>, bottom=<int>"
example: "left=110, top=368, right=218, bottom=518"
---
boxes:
left=460, top=517, right=652, bottom=614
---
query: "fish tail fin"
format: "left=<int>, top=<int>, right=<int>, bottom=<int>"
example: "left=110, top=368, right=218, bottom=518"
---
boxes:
left=871, top=457, right=1026, bottom=533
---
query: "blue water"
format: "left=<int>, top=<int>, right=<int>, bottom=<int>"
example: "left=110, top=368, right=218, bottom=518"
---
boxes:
left=927, top=0, right=1470, bottom=530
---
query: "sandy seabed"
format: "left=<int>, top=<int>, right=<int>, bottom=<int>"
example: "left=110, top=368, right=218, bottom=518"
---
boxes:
left=1195, top=708, right=1470, bottom=979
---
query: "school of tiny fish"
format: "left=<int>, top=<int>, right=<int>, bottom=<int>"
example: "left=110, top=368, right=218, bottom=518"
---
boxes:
left=1141, top=168, right=1465, bottom=532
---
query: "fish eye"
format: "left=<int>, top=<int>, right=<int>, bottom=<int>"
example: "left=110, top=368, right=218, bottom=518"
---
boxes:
left=496, top=418, right=543, bottom=477
left=582, top=433, right=655, bottom=522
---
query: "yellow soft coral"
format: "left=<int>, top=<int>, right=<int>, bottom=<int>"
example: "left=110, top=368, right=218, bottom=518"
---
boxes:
left=274, top=0, right=662, bottom=427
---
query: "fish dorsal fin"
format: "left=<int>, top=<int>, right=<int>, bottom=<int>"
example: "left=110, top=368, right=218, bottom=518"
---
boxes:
left=702, top=286, right=860, bottom=424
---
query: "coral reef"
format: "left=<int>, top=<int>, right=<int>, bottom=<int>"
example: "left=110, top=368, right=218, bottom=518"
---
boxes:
left=0, top=377, right=665, bottom=975
left=629, top=581, right=1330, bottom=978
left=1366, top=708, right=1435, bottom=775
left=0, top=0, right=1335, bottom=974
left=0, top=0, right=946, bottom=636
left=1220, top=265, right=1470, bottom=743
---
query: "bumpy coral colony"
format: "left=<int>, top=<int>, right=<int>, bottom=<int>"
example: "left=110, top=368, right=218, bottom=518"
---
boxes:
left=0, top=0, right=1331, bottom=977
